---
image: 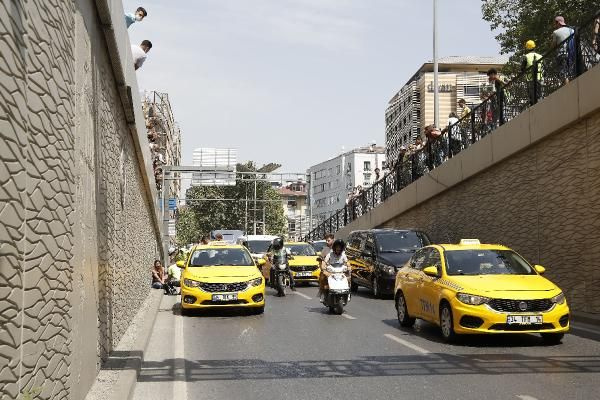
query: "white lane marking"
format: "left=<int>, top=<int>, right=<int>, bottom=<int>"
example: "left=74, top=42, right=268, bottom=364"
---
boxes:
left=516, top=395, right=539, bottom=400
left=384, top=333, right=431, bottom=355
left=173, top=309, right=188, bottom=399
left=294, top=291, right=312, bottom=300
left=571, top=324, right=600, bottom=334
left=341, top=314, right=356, bottom=320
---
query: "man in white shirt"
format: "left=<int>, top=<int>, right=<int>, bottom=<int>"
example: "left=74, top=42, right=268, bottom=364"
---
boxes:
left=131, top=40, right=152, bottom=70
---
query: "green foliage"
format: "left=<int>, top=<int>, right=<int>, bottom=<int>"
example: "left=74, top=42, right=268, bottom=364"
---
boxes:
left=183, top=161, right=287, bottom=240
left=175, top=206, right=198, bottom=246
left=481, top=0, right=594, bottom=71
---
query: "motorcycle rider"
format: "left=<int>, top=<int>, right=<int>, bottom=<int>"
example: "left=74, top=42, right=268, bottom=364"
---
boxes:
left=318, top=233, right=335, bottom=297
left=268, top=237, right=296, bottom=291
left=320, top=239, right=350, bottom=302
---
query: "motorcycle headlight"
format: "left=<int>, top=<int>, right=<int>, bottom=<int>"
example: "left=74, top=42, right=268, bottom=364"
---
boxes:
left=249, top=277, right=263, bottom=287
left=551, top=292, right=566, bottom=305
left=278, top=264, right=287, bottom=270
left=184, top=278, right=201, bottom=288
left=382, top=265, right=396, bottom=275
left=456, top=293, right=489, bottom=305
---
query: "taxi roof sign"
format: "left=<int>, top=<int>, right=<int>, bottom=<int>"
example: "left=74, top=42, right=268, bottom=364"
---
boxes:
left=459, top=239, right=481, bottom=245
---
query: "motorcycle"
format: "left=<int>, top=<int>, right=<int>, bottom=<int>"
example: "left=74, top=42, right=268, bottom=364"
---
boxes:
left=322, top=263, right=351, bottom=314
left=270, top=261, right=291, bottom=297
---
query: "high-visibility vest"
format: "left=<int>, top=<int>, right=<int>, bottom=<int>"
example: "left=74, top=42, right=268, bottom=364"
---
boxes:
left=525, top=52, right=543, bottom=81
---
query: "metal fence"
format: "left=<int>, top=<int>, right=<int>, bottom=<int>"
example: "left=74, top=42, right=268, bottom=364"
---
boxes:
left=305, top=10, right=600, bottom=241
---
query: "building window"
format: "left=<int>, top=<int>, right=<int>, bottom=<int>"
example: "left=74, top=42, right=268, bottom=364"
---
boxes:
left=463, top=85, right=480, bottom=96
left=287, top=199, right=297, bottom=208
left=363, top=173, right=371, bottom=185
left=288, top=221, right=296, bottom=232
left=336, top=165, right=341, bottom=174
left=363, top=161, right=371, bottom=171
left=347, top=162, right=352, bottom=172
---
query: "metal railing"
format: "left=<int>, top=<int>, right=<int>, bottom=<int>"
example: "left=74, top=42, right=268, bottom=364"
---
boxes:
left=305, top=10, right=600, bottom=241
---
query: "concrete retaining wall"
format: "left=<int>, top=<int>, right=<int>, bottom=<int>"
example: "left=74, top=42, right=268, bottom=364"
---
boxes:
left=0, top=1, right=161, bottom=399
left=337, top=64, right=600, bottom=316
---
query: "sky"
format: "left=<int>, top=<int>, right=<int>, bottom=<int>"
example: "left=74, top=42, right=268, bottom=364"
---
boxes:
left=124, top=0, right=501, bottom=173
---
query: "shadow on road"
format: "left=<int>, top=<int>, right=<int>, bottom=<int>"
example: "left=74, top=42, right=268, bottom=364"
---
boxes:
left=136, top=352, right=600, bottom=382
left=172, top=303, right=262, bottom=318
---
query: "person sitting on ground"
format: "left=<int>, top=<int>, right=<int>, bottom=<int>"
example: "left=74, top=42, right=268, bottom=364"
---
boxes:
left=165, top=248, right=182, bottom=295
left=131, top=40, right=152, bottom=70
left=151, top=260, right=166, bottom=290
left=320, top=239, right=350, bottom=302
left=125, top=6, right=147, bottom=28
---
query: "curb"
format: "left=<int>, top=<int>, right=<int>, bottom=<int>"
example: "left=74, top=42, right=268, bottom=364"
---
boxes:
left=84, top=289, right=164, bottom=400
left=572, top=311, right=600, bottom=328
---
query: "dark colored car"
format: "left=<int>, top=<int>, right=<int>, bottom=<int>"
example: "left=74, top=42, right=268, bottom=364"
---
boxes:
left=346, top=229, right=431, bottom=298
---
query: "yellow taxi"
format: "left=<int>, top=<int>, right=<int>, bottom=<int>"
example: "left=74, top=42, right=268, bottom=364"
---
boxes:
left=394, top=239, right=569, bottom=343
left=178, top=241, right=266, bottom=314
left=261, top=242, right=321, bottom=284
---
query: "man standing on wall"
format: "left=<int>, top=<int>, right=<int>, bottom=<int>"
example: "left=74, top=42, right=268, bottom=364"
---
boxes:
left=131, top=40, right=152, bottom=70
left=521, top=40, right=543, bottom=105
left=125, top=6, right=147, bottom=28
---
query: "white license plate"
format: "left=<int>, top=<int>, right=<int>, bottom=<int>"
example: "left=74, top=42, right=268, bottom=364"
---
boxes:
left=507, top=315, right=543, bottom=325
left=296, top=271, right=312, bottom=277
left=212, top=293, right=238, bottom=301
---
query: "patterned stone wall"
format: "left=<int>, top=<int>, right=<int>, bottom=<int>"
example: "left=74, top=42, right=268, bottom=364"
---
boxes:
left=0, top=1, right=160, bottom=399
left=381, top=112, right=600, bottom=315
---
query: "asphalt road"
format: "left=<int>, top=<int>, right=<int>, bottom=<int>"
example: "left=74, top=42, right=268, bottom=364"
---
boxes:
left=133, top=285, right=600, bottom=400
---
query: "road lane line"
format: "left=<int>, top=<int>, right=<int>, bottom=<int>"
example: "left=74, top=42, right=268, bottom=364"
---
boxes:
left=384, top=333, right=431, bottom=355
left=294, top=291, right=312, bottom=300
left=173, top=309, right=188, bottom=400
left=341, top=314, right=356, bottom=320
left=516, top=395, right=539, bottom=400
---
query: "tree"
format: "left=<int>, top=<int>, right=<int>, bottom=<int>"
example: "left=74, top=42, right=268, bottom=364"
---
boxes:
left=481, top=0, right=593, bottom=70
left=183, top=161, right=287, bottom=239
left=175, top=206, right=198, bottom=246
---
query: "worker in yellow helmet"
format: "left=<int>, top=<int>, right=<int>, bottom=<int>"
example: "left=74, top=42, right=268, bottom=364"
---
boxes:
left=521, top=40, right=543, bottom=105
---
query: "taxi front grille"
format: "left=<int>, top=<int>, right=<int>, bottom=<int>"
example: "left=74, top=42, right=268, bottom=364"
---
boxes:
left=290, top=265, right=319, bottom=272
left=199, top=282, right=248, bottom=293
left=489, top=323, right=555, bottom=331
left=487, top=298, right=553, bottom=313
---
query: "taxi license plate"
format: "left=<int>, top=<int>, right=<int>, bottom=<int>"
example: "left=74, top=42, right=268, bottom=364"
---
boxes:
left=212, top=294, right=238, bottom=302
left=296, top=271, right=312, bottom=277
left=507, top=315, right=543, bottom=325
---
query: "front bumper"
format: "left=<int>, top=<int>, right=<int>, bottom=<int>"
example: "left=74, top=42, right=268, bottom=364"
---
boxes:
left=180, top=283, right=266, bottom=309
left=376, top=275, right=397, bottom=295
left=450, top=298, right=570, bottom=334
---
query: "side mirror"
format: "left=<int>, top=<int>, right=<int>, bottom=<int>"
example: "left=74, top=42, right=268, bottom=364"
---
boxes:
left=362, top=250, right=373, bottom=258
left=534, top=265, right=545, bottom=275
left=176, top=260, right=185, bottom=269
left=423, top=266, right=439, bottom=277
left=257, top=259, right=266, bottom=266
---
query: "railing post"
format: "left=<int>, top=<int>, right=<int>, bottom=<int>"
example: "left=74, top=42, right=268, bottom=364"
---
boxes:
left=533, top=61, right=539, bottom=105
left=446, top=124, right=451, bottom=158
left=329, top=217, right=332, bottom=234
left=371, top=185, right=376, bottom=209
left=336, top=211, right=339, bottom=231
left=382, top=176, right=387, bottom=200
left=344, top=205, right=347, bottom=225
left=470, top=110, right=476, bottom=143
left=575, top=28, right=583, bottom=77
left=498, top=91, right=505, bottom=126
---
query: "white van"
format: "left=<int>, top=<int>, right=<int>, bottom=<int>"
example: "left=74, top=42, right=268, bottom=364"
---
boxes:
left=237, top=235, right=278, bottom=260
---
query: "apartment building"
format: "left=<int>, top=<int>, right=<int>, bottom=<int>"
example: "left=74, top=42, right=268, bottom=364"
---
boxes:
left=278, top=181, right=309, bottom=241
left=307, top=144, right=386, bottom=224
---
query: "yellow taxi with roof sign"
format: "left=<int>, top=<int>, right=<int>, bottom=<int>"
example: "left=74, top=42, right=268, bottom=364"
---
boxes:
left=261, top=242, right=320, bottom=284
left=178, top=242, right=265, bottom=314
left=394, top=239, right=569, bottom=343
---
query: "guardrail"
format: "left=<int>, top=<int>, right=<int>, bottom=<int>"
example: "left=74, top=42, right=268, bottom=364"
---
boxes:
left=305, top=10, right=600, bottom=241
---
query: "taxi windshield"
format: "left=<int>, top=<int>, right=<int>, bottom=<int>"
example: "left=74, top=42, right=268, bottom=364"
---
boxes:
left=246, top=240, right=271, bottom=254
left=444, top=249, right=536, bottom=276
left=286, top=244, right=317, bottom=256
left=310, top=241, right=326, bottom=253
left=376, top=231, right=428, bottom=253
left=189, top=248, right=254, bottom=267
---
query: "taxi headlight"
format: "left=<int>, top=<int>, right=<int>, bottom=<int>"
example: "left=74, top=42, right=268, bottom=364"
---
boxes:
left=249, top=277, right=263, bottom=287
left=551, top=292, right=566, bottom=305
left=456, top=293, right=489, bottom=305
left=382, top=265, right=396, bottom=275
left=183, top=278, right=201, bottom=288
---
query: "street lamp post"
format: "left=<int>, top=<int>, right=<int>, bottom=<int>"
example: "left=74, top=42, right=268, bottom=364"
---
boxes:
left=433, top=0, right=439, bottom=128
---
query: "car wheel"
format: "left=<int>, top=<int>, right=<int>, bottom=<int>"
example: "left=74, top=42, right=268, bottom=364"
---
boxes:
left=395, top=292, right=415, bottom=328
left=541, top=332, right=564, bottom=345
left=372, top=277, right=381, bottom=298
left=253, top=306, right=265, bottom=315
left=180, top=305, right=191, bottom=316
left=350, top=280, right=359, bottom=293
left=439, top=302, right=456, bottom=342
